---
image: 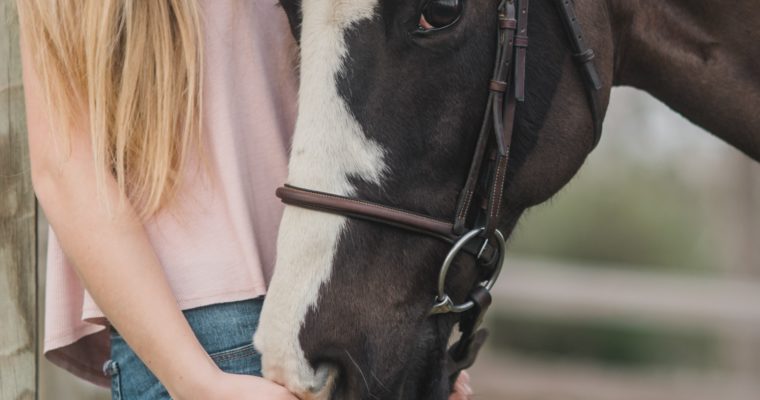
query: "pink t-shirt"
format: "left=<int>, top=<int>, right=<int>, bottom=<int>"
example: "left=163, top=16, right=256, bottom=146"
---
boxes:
left=42, top=0, right=298, bottom=387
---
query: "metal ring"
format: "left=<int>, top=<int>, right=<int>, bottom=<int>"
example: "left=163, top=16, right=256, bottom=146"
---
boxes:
left=430, top=228, right=506, bottom=314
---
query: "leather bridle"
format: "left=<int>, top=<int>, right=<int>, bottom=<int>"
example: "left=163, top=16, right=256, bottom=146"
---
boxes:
left=276, top=0, right=603, bottom=384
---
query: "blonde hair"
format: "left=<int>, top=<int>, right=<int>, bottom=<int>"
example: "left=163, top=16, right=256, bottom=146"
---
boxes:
left=16, top=0, right=207, bottom=221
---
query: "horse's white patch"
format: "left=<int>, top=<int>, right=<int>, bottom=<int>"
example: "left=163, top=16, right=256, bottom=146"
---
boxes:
left=253, top=0, right=383, bottom=396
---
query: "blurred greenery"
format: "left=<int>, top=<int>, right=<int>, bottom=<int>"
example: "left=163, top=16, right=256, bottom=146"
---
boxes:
left=489, top=312, right=720, bottom=370
left=509, top=161, right=717, bottom=273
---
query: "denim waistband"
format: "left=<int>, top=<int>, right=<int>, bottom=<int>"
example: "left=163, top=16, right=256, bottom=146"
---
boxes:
left=107, top=297, right=266, bottom=399
left=110, top=296, right=265, bottom=356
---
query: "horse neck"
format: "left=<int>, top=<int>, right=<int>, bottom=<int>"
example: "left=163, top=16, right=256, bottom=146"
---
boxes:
left=608, top=0, right=760, bottom=161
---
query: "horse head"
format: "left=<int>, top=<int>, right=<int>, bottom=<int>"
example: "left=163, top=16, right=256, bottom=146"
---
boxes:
left=254, top=0, right=616, bottom=398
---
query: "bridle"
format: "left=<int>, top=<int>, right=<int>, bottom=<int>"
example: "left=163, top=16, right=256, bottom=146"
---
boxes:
left=276, top=0, right=603, bottom=384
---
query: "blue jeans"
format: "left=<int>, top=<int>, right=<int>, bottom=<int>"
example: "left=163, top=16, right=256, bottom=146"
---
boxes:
left=103, top=297, right=264, bottom=399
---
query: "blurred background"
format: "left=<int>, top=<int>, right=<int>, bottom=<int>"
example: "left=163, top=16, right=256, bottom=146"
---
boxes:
left=35, top=88, right=760, bottom=399
left=468, top=87, right=760, bottom=400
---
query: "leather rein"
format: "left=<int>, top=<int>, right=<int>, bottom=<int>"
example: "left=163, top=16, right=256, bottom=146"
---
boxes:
left=276, top=0, right=603, bottom=384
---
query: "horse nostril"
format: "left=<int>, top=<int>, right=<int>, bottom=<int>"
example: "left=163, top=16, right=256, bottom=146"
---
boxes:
left=309, top=363, right=339, bottom=394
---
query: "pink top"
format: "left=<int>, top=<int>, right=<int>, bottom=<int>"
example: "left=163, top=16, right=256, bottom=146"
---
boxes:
left=43, top=0, right=298, bottom=387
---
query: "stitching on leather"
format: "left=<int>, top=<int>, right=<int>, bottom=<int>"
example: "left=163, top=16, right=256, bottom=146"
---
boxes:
left=491, top=157, right=508, bottom=219
left=457, top=189, right=474, bottom=221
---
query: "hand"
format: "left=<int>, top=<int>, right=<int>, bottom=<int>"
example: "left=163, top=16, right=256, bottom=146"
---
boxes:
left=174, top=370, right=299, bottom=400
left=215, top=372, right=299, bottom=400
left=449, top=370, right=474, bottom=400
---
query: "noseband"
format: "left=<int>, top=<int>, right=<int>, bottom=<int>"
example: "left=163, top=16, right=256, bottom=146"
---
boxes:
left=276, top=0, right=602, bottom=384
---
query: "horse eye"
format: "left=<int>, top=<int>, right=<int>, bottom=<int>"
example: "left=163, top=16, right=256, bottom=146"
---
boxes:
left=419, top=0, right=463, bottom=30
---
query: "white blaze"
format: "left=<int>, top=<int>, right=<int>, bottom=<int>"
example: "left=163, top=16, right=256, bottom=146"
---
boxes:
left=253, top=0, right=384, bottom=396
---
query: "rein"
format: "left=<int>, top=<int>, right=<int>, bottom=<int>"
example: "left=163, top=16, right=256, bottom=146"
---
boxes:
left=276, top=0, right=602, bottom=386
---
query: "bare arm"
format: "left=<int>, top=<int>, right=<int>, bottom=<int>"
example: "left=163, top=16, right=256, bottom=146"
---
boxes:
left=19, top=29, right=295, bottom=400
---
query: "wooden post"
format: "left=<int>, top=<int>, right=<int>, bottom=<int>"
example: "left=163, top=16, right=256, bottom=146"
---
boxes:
left=0, top=0, right=38, bottom=398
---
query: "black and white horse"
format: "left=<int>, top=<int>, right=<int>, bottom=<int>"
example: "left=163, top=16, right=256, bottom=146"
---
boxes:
left=254, top=0, right=760, bottom=399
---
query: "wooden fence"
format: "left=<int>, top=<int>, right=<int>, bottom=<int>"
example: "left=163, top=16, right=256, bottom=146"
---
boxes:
left=468, top=258, right=760, bottom=400
left=1, top=0, right=38, bottom=399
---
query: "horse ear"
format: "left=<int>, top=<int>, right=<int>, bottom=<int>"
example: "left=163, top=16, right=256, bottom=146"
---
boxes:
left=278, top=0, right=303, bottom=42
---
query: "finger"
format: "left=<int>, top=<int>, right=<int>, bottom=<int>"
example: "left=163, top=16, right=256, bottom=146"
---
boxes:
left=462, top=382, right=473, bottom=395
left=459, top=370, right=471, bottom=384
left=453, top=373, right=473, bottom=397
left=449, top=391, right=466, bottom=400
left=452, top=381, right=470, bottom=397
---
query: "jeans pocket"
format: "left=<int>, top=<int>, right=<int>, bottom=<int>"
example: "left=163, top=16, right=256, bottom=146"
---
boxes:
left=103, top=360, right=123, bottom=400
left=208, top=342, right=262, bottom=376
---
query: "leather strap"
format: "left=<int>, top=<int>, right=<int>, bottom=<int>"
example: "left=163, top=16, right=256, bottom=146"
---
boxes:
left=554, top=0, right=604, bottom=148
left=514, top=0, right=530, bottom=102
left=452, top=0, right=519, bottom=237
left=446, top=286, right=493, bottom=384
left=278, top=185, right=503, bottom=266
left=276, top=185, right=458, bottom=242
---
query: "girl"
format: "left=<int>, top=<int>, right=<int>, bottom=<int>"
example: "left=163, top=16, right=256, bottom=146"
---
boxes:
left=16, top=0, right=473, bottom=398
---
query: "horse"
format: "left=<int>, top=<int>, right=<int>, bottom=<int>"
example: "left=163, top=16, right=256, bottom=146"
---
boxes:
left=253, top=0, right=760, bottom=399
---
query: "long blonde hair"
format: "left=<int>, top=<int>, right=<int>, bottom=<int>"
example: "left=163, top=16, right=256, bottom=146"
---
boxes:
left=16, top=0, right=206, bottom=221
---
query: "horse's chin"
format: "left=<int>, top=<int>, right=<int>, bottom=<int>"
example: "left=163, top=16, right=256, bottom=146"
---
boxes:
left=395, top=373, right=446, bottom=400
left=393, top=349, right=451, bottom=400
left=328, top=349, right=450, bottom=400
left=406, top=374, right=452, bottom=400
left=298, top=367, right=338, bottom=400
